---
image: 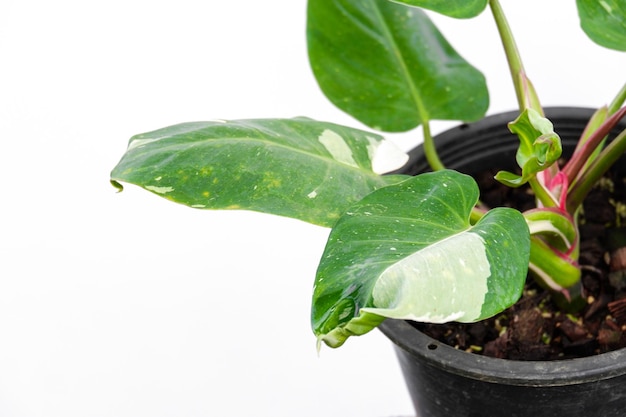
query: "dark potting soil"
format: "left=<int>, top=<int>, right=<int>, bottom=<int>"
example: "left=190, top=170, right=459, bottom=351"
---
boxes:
left=415, top=167, right=626, bottom=360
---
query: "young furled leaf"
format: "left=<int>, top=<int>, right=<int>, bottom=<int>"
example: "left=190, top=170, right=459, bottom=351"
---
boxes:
left=495, top=108, right=562, bottom=188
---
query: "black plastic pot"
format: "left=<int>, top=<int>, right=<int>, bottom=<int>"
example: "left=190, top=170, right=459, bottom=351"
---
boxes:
left=380, top=107, right=626, bottom=417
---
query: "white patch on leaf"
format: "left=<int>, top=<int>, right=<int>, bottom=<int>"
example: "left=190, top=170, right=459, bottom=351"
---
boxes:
left=366, top=136, right=409, bottom=174
left=362, top=232, right=490, bottom=323
left=146, top=185, right=174, bottom=194
left=318, top=129, right=358, bottom=168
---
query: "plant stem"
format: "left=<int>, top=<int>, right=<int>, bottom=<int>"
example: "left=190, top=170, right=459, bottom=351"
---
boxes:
left=488, top=0, right=541, bottom=113
left=528, top=177, right=558, bottom=208
left=563, top=106, right=626, bottom=206
left=529, top=236, right=581, bottom=290
left=567, top=127, right=626, bottom=210
left=609, top=82, right=626, bottom=115
left=422, top=121, right=445, bottom=171
left=470, top=206, right=486, bottom=224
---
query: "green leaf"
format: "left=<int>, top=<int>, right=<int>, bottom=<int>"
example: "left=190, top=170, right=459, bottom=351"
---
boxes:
left=110, top=118, right=409, bottom=227
left=312, top=170, right=530, bottom=348
left=577, top=0, right=626, bottom=51
left=389, top=0, right=488, bottom=19
left=495, top=109, right=562, bottom=187
left=307, top=0, right=489, bottom=132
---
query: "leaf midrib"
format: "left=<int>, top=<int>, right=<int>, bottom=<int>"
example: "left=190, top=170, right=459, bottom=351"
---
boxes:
left=369, top=0, right=429, bottom=123
left=122, top=134, right=388, bottom=182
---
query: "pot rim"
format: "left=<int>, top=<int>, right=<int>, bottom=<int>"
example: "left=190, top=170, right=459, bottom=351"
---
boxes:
left=379, top=319, right=626, bottom=387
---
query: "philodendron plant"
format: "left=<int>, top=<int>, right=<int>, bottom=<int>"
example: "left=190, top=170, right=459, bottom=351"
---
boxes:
left=111, top=0, right=626, bottom=349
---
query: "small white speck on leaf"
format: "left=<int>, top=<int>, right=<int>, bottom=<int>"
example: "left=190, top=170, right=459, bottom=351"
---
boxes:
left=146, top=185, right=174, bottom=194
left=600, top=0, right=612, bottom=13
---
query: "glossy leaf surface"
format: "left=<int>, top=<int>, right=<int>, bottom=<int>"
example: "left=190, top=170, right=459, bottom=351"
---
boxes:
left=577, top=0, right=626, bottom=51
left=389, top=0, right=488, bottom=18
left=111, top=118, right=409, bottom=227
left=312, top=170, right=530, bottom=348
left=307, top=0, right=489, bottom=132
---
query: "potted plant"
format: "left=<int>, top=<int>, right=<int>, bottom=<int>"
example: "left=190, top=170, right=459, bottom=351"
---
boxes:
left=110, top=0, right=626, bottom=415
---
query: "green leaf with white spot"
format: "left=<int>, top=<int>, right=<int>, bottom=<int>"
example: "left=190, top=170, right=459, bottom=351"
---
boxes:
left=307, top=0, right=489, bottom=132
left=577, top=0, right=626, bottom=51
left=312, top=170, right=530, bottom=348
left=389, top=0, right=488, bottom=19
left=110, top=118, right=409, bottom=227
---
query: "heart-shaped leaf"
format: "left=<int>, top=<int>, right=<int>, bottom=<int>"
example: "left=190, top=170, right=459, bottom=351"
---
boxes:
left=389, top=0, right=488, bottom=18
left=307, top=0, right=489, bottom=132
left=577, top=0, right=626, bottom=51
left=312, top=170, right=530, bottom=348
left=110, top=118, right=409, bottom=227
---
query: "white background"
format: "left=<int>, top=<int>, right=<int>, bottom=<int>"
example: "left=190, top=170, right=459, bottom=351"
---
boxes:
left=0, top=1, right=623, bottom=416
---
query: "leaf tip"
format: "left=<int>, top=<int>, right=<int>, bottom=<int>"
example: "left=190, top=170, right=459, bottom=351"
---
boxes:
left=110, top=179, right=124, bottom=193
